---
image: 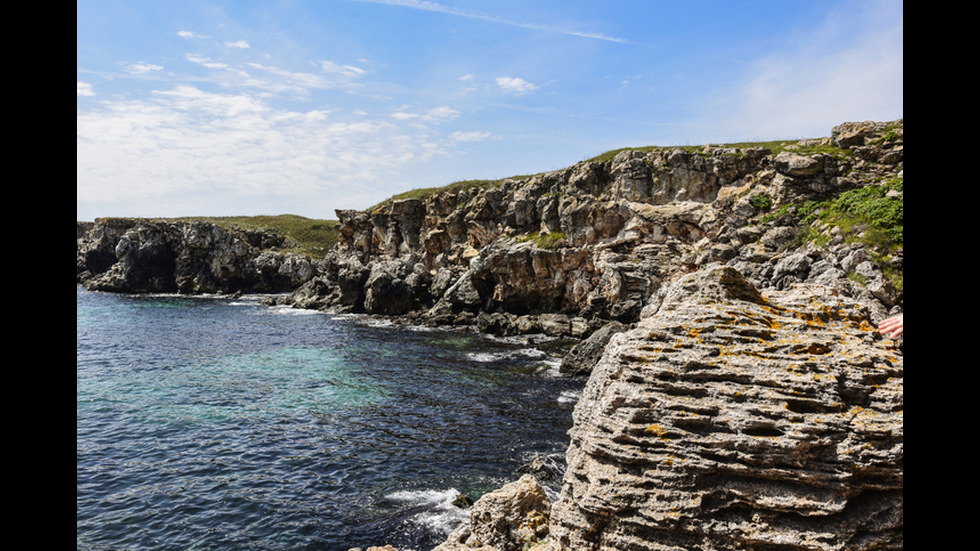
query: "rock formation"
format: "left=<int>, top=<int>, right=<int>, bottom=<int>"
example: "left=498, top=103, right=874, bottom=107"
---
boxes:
left=545, top=266, right=902, bottom=550
left=273, top=120, right=902, bottom=346
left=433, top=474, right=553, bottom=551
left=76, top=218, right=315, bottom=294
left=417, top=265, right=902, bottom=551
left=76, top=120, right=904, bottom=550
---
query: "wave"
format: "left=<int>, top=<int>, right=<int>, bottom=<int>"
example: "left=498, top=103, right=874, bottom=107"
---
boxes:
left=385, top=488, right=469, bottom=537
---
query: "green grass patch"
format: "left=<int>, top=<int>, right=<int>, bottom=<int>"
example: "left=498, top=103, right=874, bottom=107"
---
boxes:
left=790, top=177, right=903, bottom=290
left=171, top=214, right=340, bottom=257
left=366, top=175, right=536, bottom=214
left=584, top=138, right=853, bottom=164
left=750, top=193, right=773, bottom=212
left=516, top=231, right=567, bottom=249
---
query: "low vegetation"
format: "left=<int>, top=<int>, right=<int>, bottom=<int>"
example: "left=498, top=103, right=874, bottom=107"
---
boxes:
left=367, top=175, right=535, bottom=214
left=584, top=138, right=853, bottom=163
left=173, top=214, right=341, bottom=257
left=516, top=231, right=568, bottom=249
left=760, top=177, right=903, bottom=291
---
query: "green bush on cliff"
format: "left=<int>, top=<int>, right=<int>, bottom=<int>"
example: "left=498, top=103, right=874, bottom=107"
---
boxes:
left=516, top=231, right=567, bottom=249
left=802, top=177, right=903, bottom=248
left=796, top=177, right=903, bottom=290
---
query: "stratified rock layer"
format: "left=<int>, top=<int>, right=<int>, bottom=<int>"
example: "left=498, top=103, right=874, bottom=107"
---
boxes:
left=547, top=266, right=903, bottom=550
left=76, top=218, right=314, bottom=294
left=278, top=120, right=902, bottom=342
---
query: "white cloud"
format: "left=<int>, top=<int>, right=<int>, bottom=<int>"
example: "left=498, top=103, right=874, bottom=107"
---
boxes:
left=125, top=62, right=164, bottom=74
left=318, top=60, right=367, bottom=78
left=185, top=54, right=229, bottom=70
left=77, top=81, right=95, bottom=96
left=450, top=131, right=492, bottom=142
left=76, top=85, right=466, bottom=219
left=708, top=0, right=902, bottom=141
left=177, top=30, right=205, bottom=39
left=391, top=106, right=459, bottom=122
left=495, top=76, right=538, bottom=95
left=224, top=40, right=251, bottom=49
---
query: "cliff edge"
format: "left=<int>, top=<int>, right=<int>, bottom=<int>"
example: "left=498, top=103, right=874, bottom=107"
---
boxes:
left=279, top=120, right=902, bottom=347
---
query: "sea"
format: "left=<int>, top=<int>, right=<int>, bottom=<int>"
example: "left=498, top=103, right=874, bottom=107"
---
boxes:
left=76, top=285, right=585, bottom=551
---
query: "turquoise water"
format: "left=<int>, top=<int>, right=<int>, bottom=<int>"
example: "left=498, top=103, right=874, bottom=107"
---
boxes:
left=76, top=286, right=582, bottom=550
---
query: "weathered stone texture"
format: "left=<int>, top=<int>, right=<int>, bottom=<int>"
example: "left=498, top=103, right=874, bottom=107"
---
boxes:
left=547, top=266, right=902, bottom=550
left=76, top=219, right=313, bottom=294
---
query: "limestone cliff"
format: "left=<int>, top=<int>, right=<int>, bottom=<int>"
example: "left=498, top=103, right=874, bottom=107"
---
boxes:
left=419, top=266, right=902, bottom=551
left=76, top=218, right=315, bottom=294
left=545, top=266, right=902, bottom=550
left=279, top=120, right=902, bottom=344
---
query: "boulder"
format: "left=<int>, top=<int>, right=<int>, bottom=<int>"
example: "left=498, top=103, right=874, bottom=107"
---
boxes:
left=547, top=266, right=903, bottom=550
left=434, top=475, right=551, bottom=551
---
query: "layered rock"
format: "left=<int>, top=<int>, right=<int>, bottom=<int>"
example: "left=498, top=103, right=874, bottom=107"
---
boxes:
left=544, top=265, right=902, bottom=550
left=276, top=120, right=902, bottom=342
left=76, top=218, right=315, bottom=294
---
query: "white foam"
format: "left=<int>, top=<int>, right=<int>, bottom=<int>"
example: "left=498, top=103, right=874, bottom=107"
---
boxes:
left=386, top=488, right=469, bottom=536
left=558, top=389, right=582, bottom=404
left=466, top=347, right=549, bottom=363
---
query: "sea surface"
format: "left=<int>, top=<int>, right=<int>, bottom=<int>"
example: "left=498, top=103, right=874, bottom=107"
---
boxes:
left=76, top=286, right=584, bottom=551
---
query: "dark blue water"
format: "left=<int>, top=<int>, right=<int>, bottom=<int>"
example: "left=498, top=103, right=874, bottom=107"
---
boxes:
left=77, top=286, right=583, bottom=550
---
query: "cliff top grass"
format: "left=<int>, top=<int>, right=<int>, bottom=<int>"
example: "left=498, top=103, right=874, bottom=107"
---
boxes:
left=366, top=175, right=535, bottom=214
left=172, top=214, right=340, bottom=257
left=584, top=137, right=851, bottom=163
left=367, top=137, right=852, bottom=214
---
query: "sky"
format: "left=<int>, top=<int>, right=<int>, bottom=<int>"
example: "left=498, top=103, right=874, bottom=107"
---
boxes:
left=77, top=0, right=903, bottom=222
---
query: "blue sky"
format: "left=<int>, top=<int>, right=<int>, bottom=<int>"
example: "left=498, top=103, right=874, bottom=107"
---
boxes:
left=77, top=0, right=903, bottom=221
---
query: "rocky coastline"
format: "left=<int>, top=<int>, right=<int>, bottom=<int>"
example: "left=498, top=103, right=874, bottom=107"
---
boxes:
left=76, top=120, right=903, bottom=550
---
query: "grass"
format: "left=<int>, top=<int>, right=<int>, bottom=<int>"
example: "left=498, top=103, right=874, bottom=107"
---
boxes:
left=583, top=138, right=853, bottom=163
left=366, top=175, right=536, bottom=214
left=515, top=231, right=568, bottom=249
left=772, top=176, right=903, bottom=291
left=171, top=214, right=341, bottom=257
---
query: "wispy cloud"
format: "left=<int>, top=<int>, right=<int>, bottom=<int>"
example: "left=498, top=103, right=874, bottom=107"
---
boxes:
left=391, top=105, right=460, bottom=122
left=77, top=81, right=95, bottom=96
left=77, top=75, right=466, bottom=218
left=450, top=130, right=492, bottom=142
left=352, top=0, right=627, bottom=43
left=224, top=40, right=250, bottom=49
left=709, top=0, right=903, bottom=140
left=124, top=62, right=164, bottom=74
left=495, top=76, right=537, bottom=95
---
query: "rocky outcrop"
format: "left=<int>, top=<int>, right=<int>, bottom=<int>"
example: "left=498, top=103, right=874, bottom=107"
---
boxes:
left=77, top=121, right=904, bottom=550
left=433, top=475, right=552, bottom=551
left=432, top=265, right=902, bottom=551
left=76, top=218, right=315, bottom=294
left=545, top=265, right=903, bottom=550
left=273, top=120, right=902, bottom=344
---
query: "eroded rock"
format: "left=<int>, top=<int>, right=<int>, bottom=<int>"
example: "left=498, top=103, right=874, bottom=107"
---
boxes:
left=547, top=266, right=903, bottom=550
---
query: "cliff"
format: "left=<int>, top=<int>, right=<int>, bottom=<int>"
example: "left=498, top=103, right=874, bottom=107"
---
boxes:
left=336, top=119, right=903, bottom=550
left=76, top=218, right=316, bottom=294
left=433, top=266, right=902, bottom=551
left=276, top=120, right=901, bottom=342
left=76, top=120, right=903, bottom=550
